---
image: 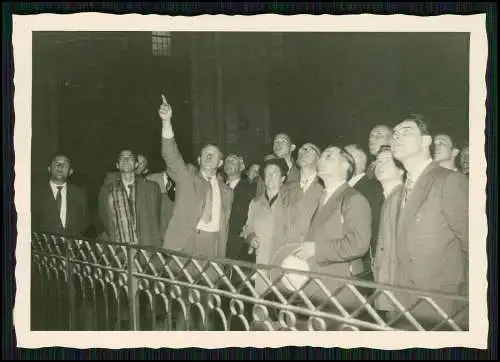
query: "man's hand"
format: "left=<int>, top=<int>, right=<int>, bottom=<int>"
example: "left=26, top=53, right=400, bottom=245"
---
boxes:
left=293, top=242, right=316, bottom=260
left=248, top=235, right=260, bottom=255
left=158, top=94, right=173, bottom=122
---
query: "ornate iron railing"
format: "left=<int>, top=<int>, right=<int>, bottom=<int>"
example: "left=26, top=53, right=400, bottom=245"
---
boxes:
left=30, top=232, right=469, bottom=332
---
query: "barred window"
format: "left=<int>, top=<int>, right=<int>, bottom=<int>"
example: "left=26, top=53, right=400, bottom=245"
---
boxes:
left=152, top=31, right=171, bottom=56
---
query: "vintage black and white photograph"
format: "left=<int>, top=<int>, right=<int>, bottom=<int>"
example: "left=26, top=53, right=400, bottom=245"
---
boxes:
left=13, top=14, right=488, bottom=349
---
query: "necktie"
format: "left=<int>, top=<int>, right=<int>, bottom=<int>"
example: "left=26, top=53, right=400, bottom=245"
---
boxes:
left=201, top=177, right=214, bottom=223
left=127, top=184, right=135, bottom=218
left=167, top=180, right=176, bottom=202
left=318, top=189, right=328, bottom=208
left=56, top=186, right=63, bottom=224
left=401, top=178, right=414, bottom=209
left=300, top=178, right=308, bottom=192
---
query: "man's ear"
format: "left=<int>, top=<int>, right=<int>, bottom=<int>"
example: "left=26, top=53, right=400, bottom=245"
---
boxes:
left=68, top=168, right=74, bottom=177
left=197, top=156, right=201, bottom=166
left=422, top=135, right=433, bottom=148
left=47, top=166, right=51, bottom=174
left=134, top=162, right=139, bottom=170
left=290, top=144, right=297, bottom=153
left=239, top=162, right=246, bottom=172
left=116, top=162, right=120, bottom=170
left=218, top=159, right=224, bottom=168
left=452, top=148, right=460, bottom=158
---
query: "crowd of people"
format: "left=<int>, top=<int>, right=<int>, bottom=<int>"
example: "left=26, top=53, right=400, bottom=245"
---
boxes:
left=32, top=95, right=469, bottom=323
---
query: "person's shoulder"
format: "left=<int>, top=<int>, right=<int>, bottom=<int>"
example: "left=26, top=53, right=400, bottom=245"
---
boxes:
left=67, top=182, right=88, bottom=200
left=344, top=184, right=370, bottom=207
left=280, top=179, right=299, bottom=194
left=146, top=172, right=162, bottom=181
left=141, top=176, right=160, bottom=189
left=440, top=167, right=468, bottom=191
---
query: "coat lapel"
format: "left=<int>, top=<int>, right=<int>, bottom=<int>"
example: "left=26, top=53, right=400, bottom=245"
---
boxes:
left=294, top=178, right=322, bottom=220
left=194, top=171, right=210, bottom=220
left=45, top=182, right=64, bottom=231
left=310, top=183, right=349, bottom=229
left=396, top=162, right=441, bottom=242
left=64, top=183, right=72, bottom=231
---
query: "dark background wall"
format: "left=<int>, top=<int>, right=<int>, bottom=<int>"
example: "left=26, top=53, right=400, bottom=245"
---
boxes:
left=32, top=31, right=469, bottom=217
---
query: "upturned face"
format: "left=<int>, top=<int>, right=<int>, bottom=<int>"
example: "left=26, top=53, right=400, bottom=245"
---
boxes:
left=297, top=143, right=319, bottom=168
left=224, top=155, right=242, bottom=177
left=369, top=125, right=392, bottom=156
left=391, top=120, right=430, bottom=162
left=199, top=145, right=222, bottom=171
left=317, top=146, right=344, bottom=180
left=374, top=150, right=403, bottom=183
left=273, top=134, right=293, bottom=158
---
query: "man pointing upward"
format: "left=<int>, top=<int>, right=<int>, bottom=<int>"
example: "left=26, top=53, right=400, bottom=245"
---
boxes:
left=158, top=95, right=234, bottom=259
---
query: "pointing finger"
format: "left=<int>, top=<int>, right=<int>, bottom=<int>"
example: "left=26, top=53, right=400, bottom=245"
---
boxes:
left=161, top=94, right=167, bottom=104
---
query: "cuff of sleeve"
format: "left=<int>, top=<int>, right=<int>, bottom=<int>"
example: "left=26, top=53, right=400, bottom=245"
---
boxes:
left=162, top=122, right=174, bottom=139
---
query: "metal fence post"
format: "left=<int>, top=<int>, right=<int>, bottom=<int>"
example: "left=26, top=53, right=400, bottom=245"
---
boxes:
left=66, top=238, right=76, bottom=331
left=127, top=244, right=139, bottom=331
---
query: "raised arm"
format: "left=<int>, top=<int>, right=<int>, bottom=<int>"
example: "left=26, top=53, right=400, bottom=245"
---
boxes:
left=316, top=193, right=372, bottom=263
left=159, top=95, right=188, bottom=183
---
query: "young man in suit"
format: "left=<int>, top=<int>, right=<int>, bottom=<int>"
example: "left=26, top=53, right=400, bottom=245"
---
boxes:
left=280, top=142, right=324, bottom=245
left=293, top=146, right=372, bottom=313
left=344, top=144, right=385, bottom=279
left=32, top=153, right=90, bottom=238
left=223, top=153, right=255, bottom=262
left=31, top=153, right=90, bottom=330
left=391, top=113, right=469, bottom=327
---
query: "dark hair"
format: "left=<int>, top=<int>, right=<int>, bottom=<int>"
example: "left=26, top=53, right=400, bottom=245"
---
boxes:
left=323, top=145, right=356, bottom=181
left=261, top=157, right=289, bottom=179
left=49, top=152, right=71, bottom=167
left=339, top=147, right=356, bottom=181
left=274, top=132, right=293, bottom=144
left=117, top=149, right=137, bottom=162
left=405, top=113, right=431, bottom=136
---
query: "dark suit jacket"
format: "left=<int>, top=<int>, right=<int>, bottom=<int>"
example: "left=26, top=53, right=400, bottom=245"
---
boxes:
left=161, top=137, right=234, bottom=258
left=280, top=177, right=324, bottom=244
left=304, top=183, right=372, bottom=308
left=98, top=176, right=162, bottom=248
left=351, top=174, right=384, bottom=271
left=393, top=162, right=468, bottom=322
left=146, top=172, right=175, bottom=238
left=32, top=181, right=90, bottom=238
left=226, top=178, right=255, bottom=261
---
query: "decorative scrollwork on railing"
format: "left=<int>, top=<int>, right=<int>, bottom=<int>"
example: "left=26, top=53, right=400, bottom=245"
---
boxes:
left=30, top=232, right=469, bottom=332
